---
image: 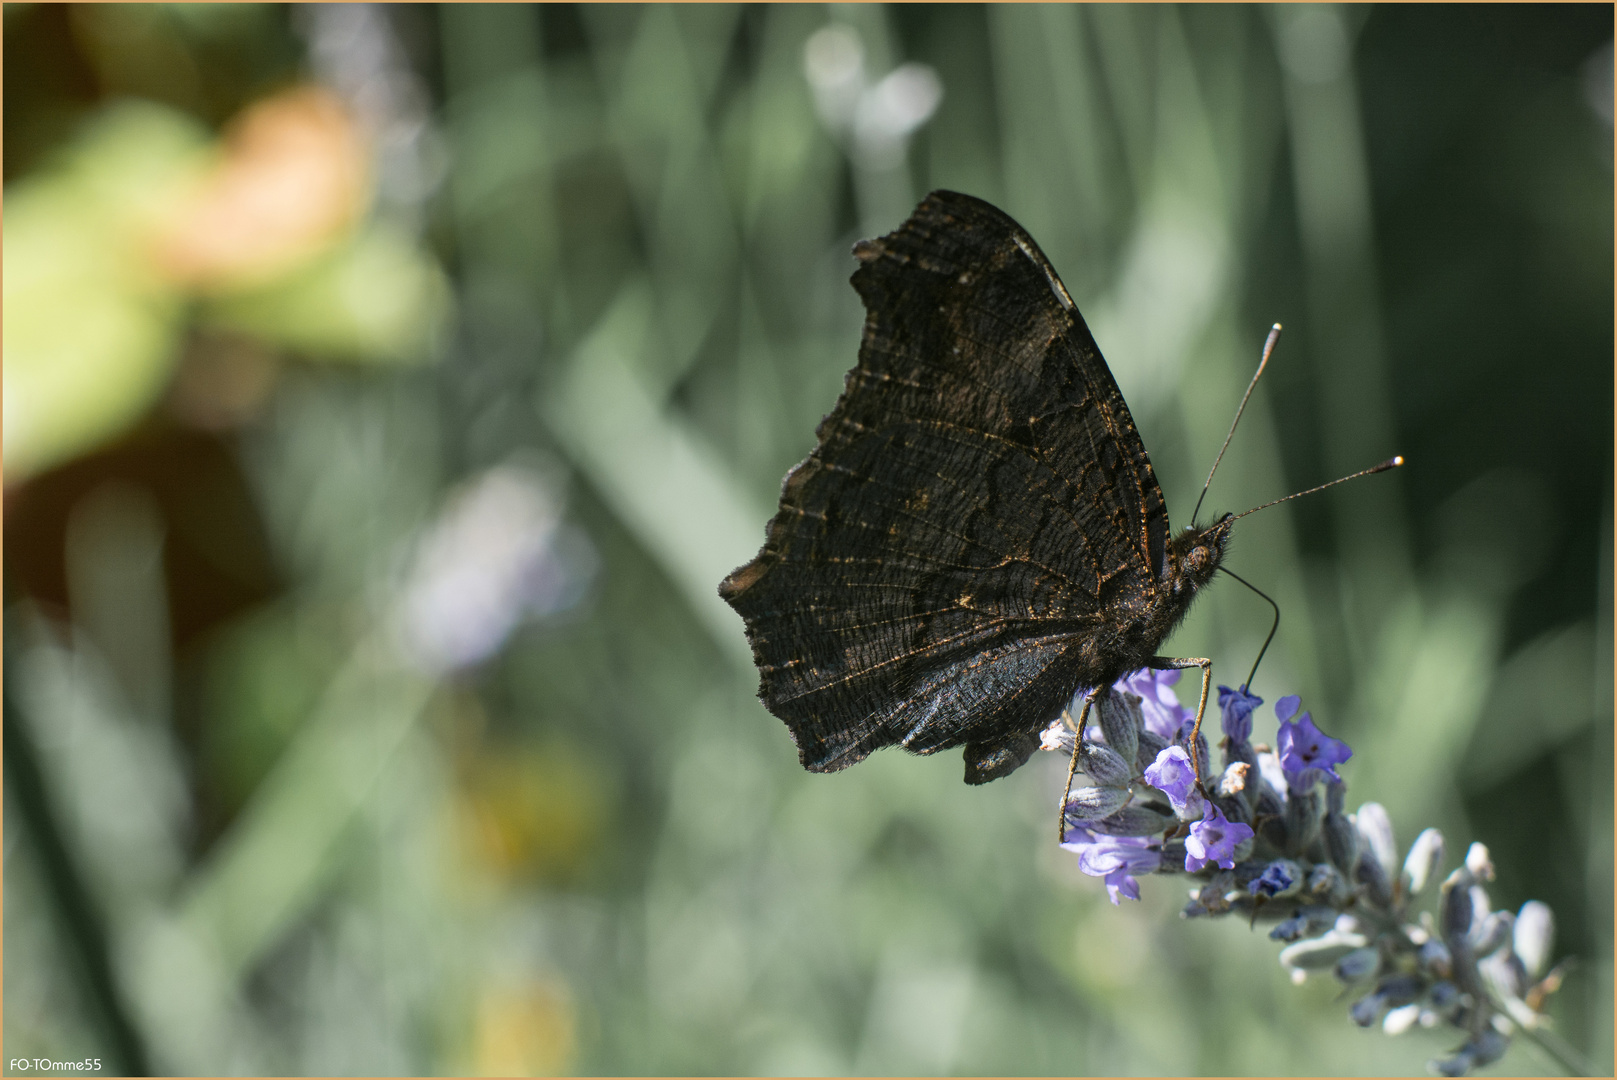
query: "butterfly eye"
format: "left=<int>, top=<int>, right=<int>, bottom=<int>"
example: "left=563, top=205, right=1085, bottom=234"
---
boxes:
left=1187, top=546, right=1210, bottom=571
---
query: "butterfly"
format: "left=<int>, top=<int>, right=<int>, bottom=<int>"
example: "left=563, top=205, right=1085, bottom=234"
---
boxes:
left=719, top=191, right=1232, bottom=785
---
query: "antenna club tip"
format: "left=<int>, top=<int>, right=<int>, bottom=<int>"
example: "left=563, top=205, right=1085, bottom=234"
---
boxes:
left=1384, top=455, right=1405, bottom=470
left=1271, top=322, right=1282, bottom=331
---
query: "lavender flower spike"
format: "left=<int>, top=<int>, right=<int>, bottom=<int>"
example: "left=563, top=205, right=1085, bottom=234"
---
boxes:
left=1051, top=667, right=1585, bottom=1077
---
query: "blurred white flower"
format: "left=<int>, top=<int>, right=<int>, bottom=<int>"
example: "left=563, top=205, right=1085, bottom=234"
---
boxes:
left=803, top=24, right=942, bottom=171
left=398, top=462, right=596, bottom=674
left=855, top=64, right=944, bottom=170
left=804, top=25, right=867, bottom=134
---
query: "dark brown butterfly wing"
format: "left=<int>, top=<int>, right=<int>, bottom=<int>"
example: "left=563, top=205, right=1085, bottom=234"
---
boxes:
left=720, top=191, right=1171, bottom=782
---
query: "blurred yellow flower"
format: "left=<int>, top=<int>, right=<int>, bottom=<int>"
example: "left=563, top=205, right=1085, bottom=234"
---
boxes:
left=469, top=978, right=577, bottom=1078
left=455, top=741, right=609, bottom=886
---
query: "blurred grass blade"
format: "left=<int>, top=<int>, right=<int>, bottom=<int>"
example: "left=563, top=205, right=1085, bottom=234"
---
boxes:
left=542, top=283, right=766, bottom=669
left=1269, top=5, right=1412, bottom=612
left=1352, top=591, right=1500, bottom=823
left=177, top=637, right=433, bottom=976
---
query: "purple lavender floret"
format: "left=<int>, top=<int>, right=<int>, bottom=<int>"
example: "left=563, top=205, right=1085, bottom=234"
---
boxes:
left=1249, top=859, right=1300, bottom=899
left=1277, top=708, right=1353, bottom=785
left=1217, top=684, right=1262, bottom=743
left=1060, top=828, right=1160, bottom=905
left=1116, top=668, right=1194, bottom=738
left=1142, top=745, right=1197, bottom=816
left=1185, top=803, right=1252, bottom=872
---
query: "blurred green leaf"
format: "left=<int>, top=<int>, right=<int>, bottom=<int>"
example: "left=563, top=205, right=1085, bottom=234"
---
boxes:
left=201, top=221, right=453, bottom=365
left=2, top=102, right=209, bottom=480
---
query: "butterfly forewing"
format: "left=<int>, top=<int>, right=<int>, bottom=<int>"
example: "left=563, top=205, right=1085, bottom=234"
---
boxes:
left=721, top=191, right=1174, bottom=781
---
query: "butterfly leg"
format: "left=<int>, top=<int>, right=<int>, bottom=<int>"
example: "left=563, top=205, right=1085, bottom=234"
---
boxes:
left=1149, top=657, right=1213, bottom=789
left=1056, top=688, right=1099, bottom=843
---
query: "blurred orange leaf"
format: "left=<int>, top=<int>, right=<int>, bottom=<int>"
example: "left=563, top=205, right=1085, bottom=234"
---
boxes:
left=156, top=85, right=370, bottom=292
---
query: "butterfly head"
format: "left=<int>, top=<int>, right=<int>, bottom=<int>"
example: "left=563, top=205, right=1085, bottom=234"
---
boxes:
left=1169, top=513, right=1234, bottom=595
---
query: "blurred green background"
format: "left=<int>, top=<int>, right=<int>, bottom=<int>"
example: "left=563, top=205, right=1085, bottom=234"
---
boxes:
left=3, top=4, right=1611, bottom=1075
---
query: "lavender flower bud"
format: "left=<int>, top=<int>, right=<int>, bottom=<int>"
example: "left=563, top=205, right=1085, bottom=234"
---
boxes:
left=1355, top=847, right=1394, bottom=909
left=1348, top=971, right=1421, bottom=1027
left=1306, top=862, right=1353, bottom=906
left=1224, top=732, right=1259, bottom=774
left=1354, top=802, right=1398, bottom=882
left=1348, top=992, right=1383, bottom=1027
left=1211, top=788, right=1252, bottom=829
left=1255, top=774, right=1286, bottom=812
left=1325, top=777, right=1346, bottom=816
left=1039, top=718, right=1075, bottom=755
left=1322, top=805, right=1358, bottom=877
left=1174, top=716, right=1211, bottom=781
left=1084, top=804, right=1177, bottom=837
left=1376, top=972, right=1424, bottom=1007
left=1468, top=884, right=1491, bottom=925
left=1401, top=827, right=1445, bottom=899
left=1417, top=938, right=1454, bottom=980
left=1279, top=928, right=1368, bottom=971
left=1431, top=1028, right=1508, bottom=1078
left=1514, top=900, right=1554, bottom=978
left=1269, top=904, right=1335, bottom=942
left=1463, top=841, right=1494, bottom=881
left=1350, top=972, right=1426, bottom=1027
left=1284, top=784, right=1321, bottom=852
left=1481, top=947, right=1529, bottom=1001
left=1064, top=784, right=1130, bottom=823
left=1382, top=1003, right=1422, bottom=1035
left=1439, top=868, right=1474, bottom=941
left=1256, top=750, right=1288, bottom=800
left=1428, top=979, right=1462, bottom=1010
left=1334, top=946, right=1381, bottom=983
left=1134, top=727, right=1169, bottom=775
left=1079, top=741, right=1135, bottom=788
left=1096, top=689, right=1141, bottom=766
left=1254, top=778, right=1289, bottom=849
left=1469, top=910, right=1513, bottom=959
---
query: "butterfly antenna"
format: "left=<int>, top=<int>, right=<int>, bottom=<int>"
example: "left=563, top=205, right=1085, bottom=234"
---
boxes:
left=1220, top=567, right=1279, bottom=692
left=1192, top=323, right=1283, bottom=524
left=1234, top=456, right=1405, bottom=520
